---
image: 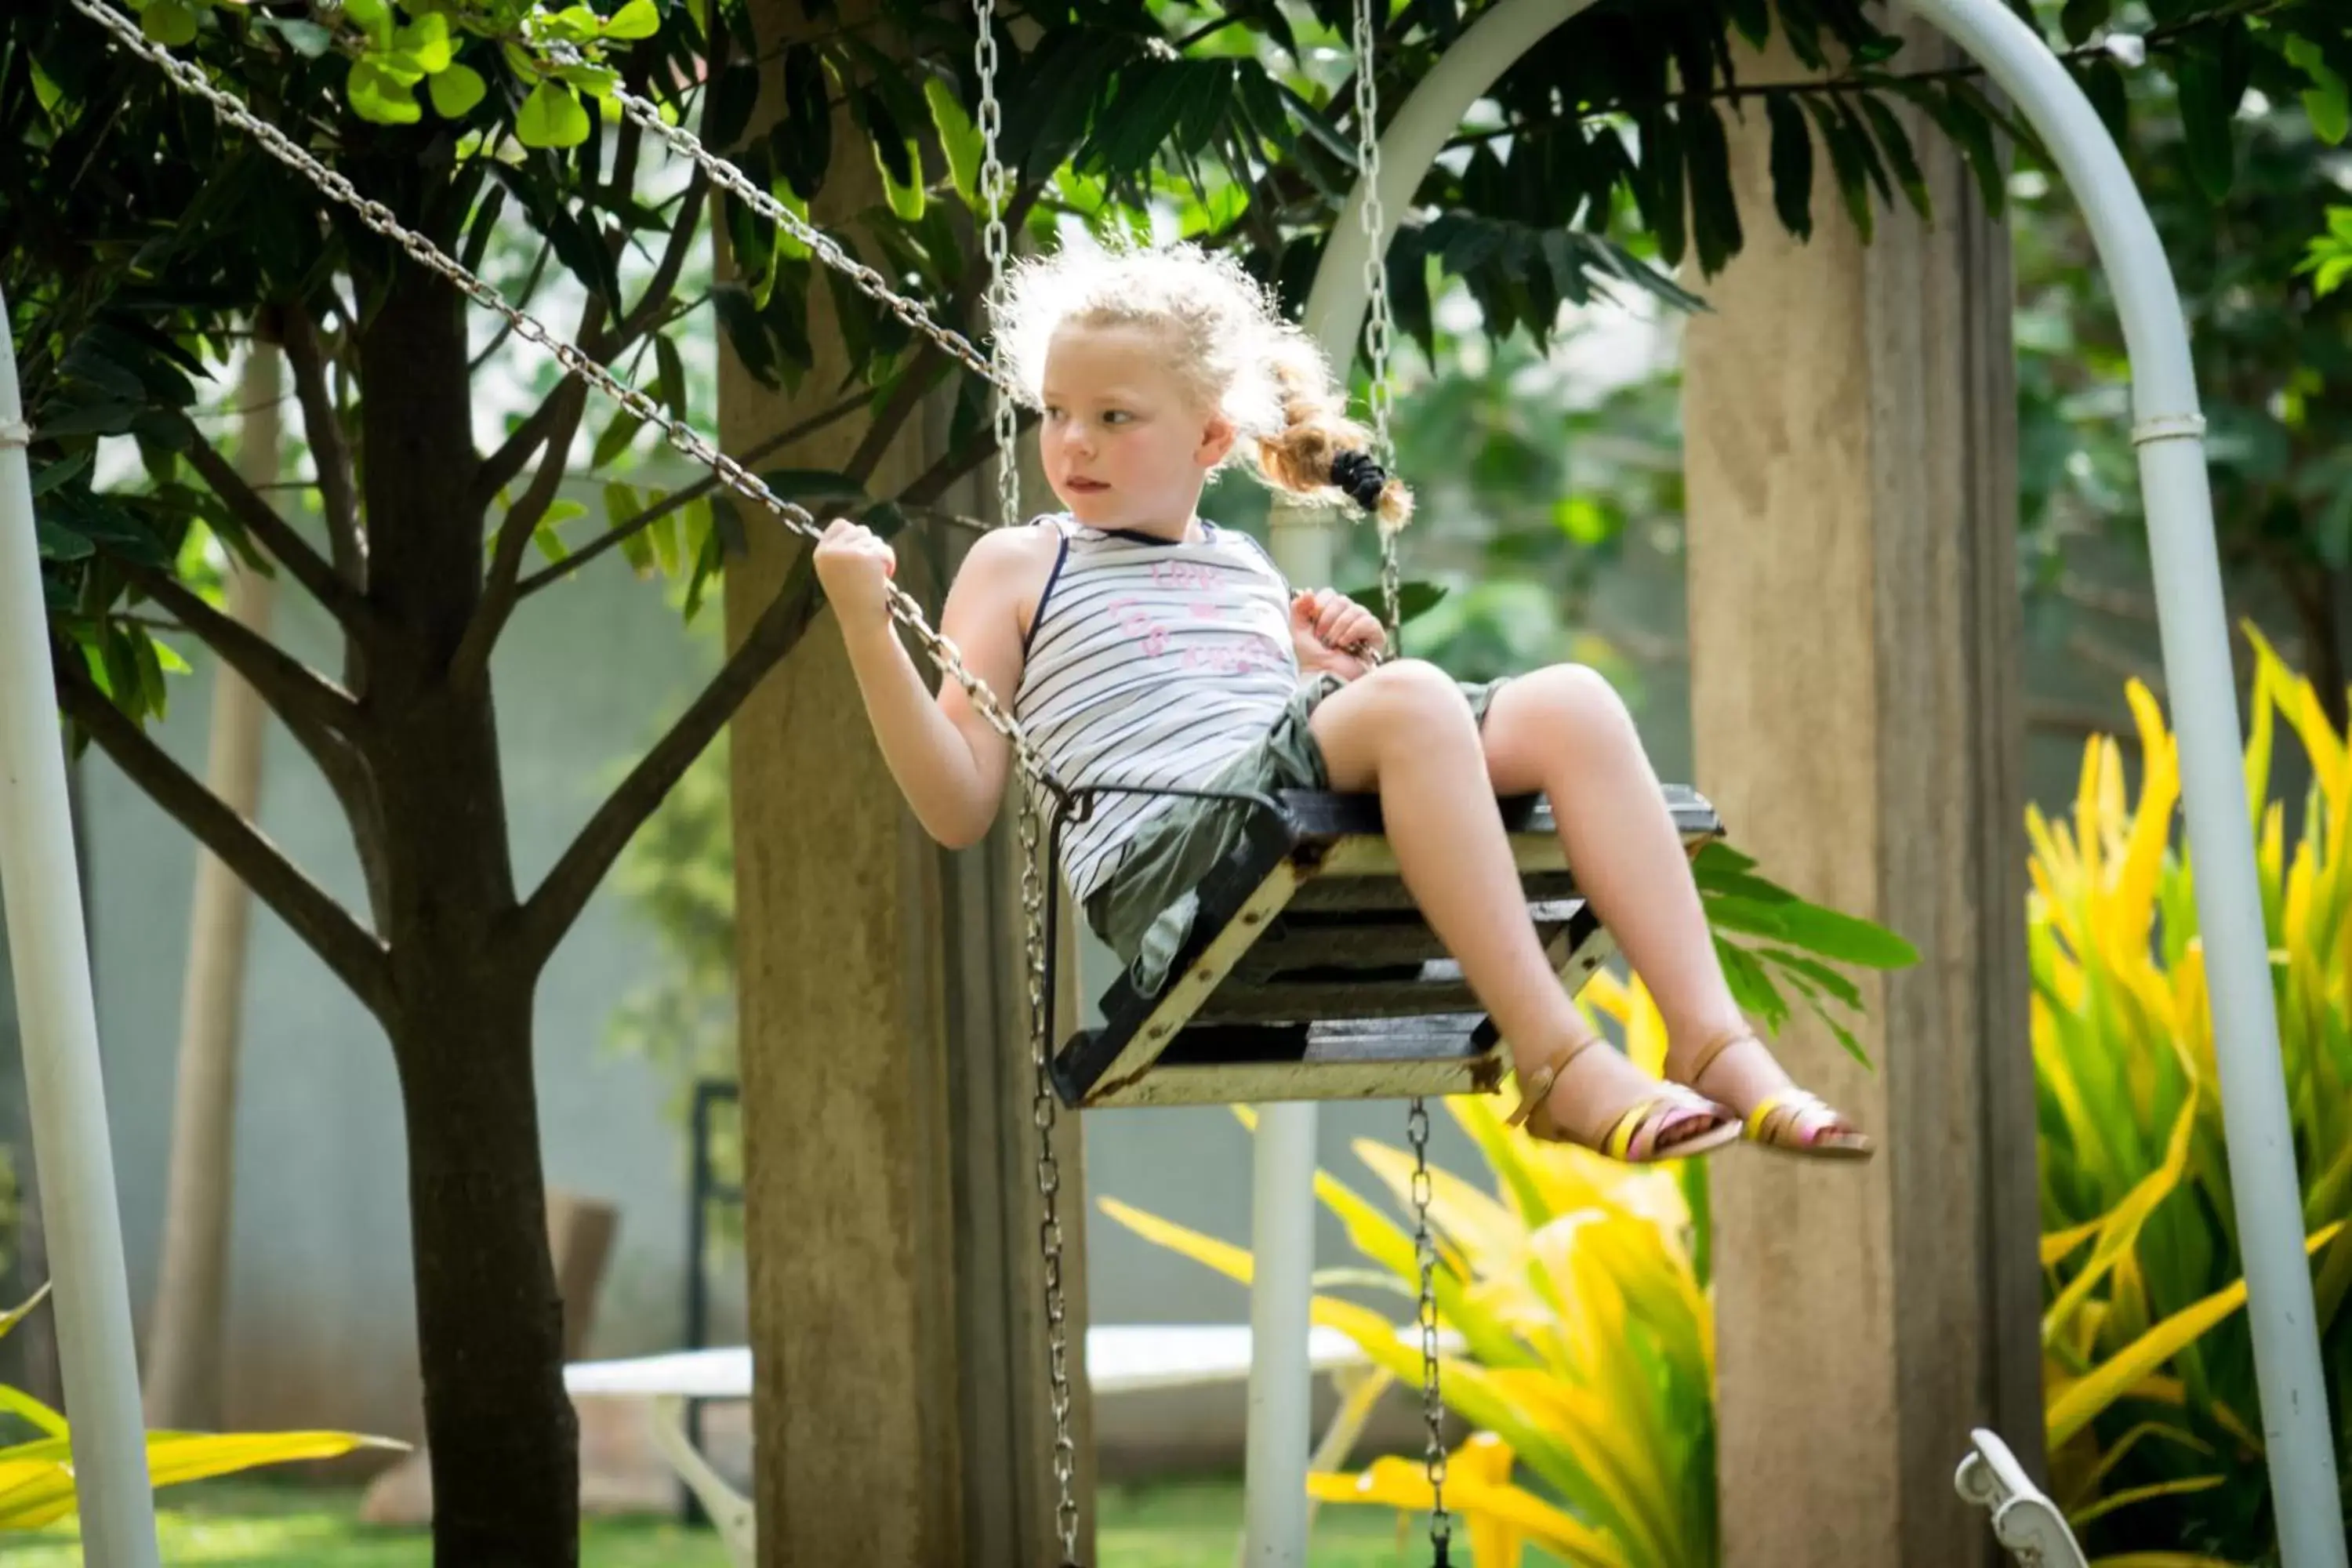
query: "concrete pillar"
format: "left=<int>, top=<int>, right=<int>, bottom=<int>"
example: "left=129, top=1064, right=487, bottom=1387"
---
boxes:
left=1681, top=27, right=2042, bottom=1566
left=721, top=3, right=1090, bottom=1560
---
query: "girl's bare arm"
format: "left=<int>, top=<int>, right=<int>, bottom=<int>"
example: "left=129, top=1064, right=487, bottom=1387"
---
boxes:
left=828, top=523, right=1051, bottom=848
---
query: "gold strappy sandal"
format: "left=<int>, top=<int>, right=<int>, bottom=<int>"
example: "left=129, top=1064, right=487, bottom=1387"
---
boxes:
left=1678, top=1026, right=1875, bottom=1161
left=1504, top=1034, right=1742, bottom=1164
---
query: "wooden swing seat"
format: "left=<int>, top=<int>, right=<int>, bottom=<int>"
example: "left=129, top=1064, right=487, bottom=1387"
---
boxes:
left=1050, top=785, right=1724, bottom=1109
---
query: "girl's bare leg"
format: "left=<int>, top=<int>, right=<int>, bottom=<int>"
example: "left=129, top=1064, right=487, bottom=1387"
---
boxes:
left=1307, top=661, right=1726, bottom=1151
left=1476, top=665, right=1856, bottom=1138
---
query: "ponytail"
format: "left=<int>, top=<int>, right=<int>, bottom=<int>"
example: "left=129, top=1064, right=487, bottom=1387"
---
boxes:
left=1253, top=338, right=1414, bottom=532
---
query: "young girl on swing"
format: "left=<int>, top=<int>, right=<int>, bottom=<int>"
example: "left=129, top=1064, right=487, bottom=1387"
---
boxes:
left=814, top=240, right=1869, bottom=1163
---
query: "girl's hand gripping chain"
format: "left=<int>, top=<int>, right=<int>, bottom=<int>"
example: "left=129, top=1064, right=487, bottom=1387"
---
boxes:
left=1291, top=587, right=1385, bottom=681
left=814, top=517, right=898, bottom=626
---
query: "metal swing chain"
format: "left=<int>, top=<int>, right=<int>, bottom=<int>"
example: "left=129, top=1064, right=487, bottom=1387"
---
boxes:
left=539, top=40, right=1016, bottom=402
left=64, top=0, right=1062, bottom=804
left=967, top=0, right=1081, bottom=1559
left=1350, top=0, right=1404, bottom=655
left=1348, top=0, right=1447, bottom=1558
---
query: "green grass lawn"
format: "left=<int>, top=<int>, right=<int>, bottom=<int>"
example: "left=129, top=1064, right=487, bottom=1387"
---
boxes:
left=9, top=1475, right=1461, bottom=1565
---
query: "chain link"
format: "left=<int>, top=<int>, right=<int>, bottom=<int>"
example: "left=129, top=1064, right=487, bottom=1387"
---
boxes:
left=1349, top=0, right=1404, bottom=652
left=540, top=41, right=1017, bottom=401
left=66, top=0, right=1060, bottom=805
left=971, top=0, right=1023, bottom=539
left=967, top=0, right=1081, bottom=1556
left=1349, top=0, right=1441, bottom=1554
left=1406, top=1098, right=1452, bottom=1565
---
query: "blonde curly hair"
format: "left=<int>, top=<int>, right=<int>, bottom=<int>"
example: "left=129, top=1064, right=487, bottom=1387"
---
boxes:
left=990, top=237, right=1414, bottom=532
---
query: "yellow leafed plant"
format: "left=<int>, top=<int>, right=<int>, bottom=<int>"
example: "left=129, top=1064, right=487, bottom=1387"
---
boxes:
left=1105, top=630, right=2350, bottom=1565
left=2032, top=626, right=2351, bottom=1561
left=0, top=1283, right=401, bottom=1530
left=1100, top=969, right=1719, bottom=1568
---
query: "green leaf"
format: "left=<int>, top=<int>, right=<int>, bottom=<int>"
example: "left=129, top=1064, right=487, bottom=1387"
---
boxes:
left=1634, top=109, right=1687, bottom=270
left=2080, top=56, right=2129, bottom=144
left=2287, top=38, right=2350, bottom=146
left=1899, top=81, right=2004, bottom=219
left=1682, top=103, right=1741, bottom=277
left=140, top=0, right=199, bottom=45
left=1705, top=891, right=1919, bottom=968
left=428, top=64, right=487, bottom=119
left=1765, top=94, right=1814, bottom=243
left=344, top=0, right=394, bottom=48
left=31, top=449, right=93, bottom=499
left=348, top=59, right=423, bottom=126
left=654, top=336, right=688, bottom=423
left=604, top=0, right=662, bottom=41
left=606, top=483, right=653, bottom=575
left=1857, top=94, right=1930, bottom=220
left=1756, top=947, right=1864, bottom=1011
left=924, top=75, right=983, bottom=207
left=1804, top=97, right=1873, bottom=244
left=35, top=517, right=96, bottom=561
left=542, top=4, right=603, bottom=43
left=393, top=13, right=453, bottom=72
left=592, top=405, right=645, bottom=469
left=1714, top=938, right=1791, bottom=1032
left=712, top=283, right=778, bottom=389
left=265, top=16, right=334, bottom=56
left=2174, top=51, right=2239, bottom=203
left=2057, top=0, right=2109, bottom=45
left=517, top=82, right=592, bottom=149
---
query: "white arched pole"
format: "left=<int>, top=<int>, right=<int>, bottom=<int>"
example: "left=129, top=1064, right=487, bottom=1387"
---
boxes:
left=1905, top=2, right=2345, bottom=1562
left=1243, top=2, right=1599, bottom=1564
left=1250, top=0, right=2348, bottom=1564
left=0, top=292, right=165, bottom=1564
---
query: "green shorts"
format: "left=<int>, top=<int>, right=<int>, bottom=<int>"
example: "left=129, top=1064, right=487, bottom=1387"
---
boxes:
left=1083, top=671, right=1508, bottom=998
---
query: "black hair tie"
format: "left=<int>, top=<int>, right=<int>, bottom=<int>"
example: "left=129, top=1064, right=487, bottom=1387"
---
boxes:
left=1329, top=448, right=1388, bottom=511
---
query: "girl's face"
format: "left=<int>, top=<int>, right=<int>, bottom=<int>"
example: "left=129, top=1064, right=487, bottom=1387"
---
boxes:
left=1038, top=322, right=1234, bottom=535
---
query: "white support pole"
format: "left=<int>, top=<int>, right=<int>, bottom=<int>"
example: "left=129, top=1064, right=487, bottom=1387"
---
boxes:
left=0, top=292, right=164, bottom=1564
left=1240, top=5, right=1604, bottom=1563
left=1900, top=5, right=2347, bottom=1563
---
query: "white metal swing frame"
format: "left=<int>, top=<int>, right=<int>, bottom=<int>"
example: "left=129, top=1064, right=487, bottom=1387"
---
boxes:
left=0, top=2, right=2343, bottom=1566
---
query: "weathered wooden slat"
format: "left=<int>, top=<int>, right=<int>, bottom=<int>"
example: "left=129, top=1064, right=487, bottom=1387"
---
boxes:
left=1286, top=869, right=1592, bottom=912
left=1078, top=1015, right=1507, bottom=1108
left=1197, top=976, right=1479, bottom=1022
left=1081, top=1052, right=1503, bottom=1109
left=1152, top=1017, right=1488, bottom=1066
left=1230, top=916, right=1579, bottom=977
left=1273, top=785, right=1719, bottom=844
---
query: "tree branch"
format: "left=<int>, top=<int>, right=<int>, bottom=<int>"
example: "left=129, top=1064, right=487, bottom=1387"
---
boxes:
left=844, top=347, right=951, bottom=488
left=513, top=392, right=871, bottom=600
left=475, top=367, right=586, bottom=507
left=900, top=406, right=1042, bottom=510
left=178, top=423, right=376, bottom=638
left=119, top=562, right=360, bottom=745
left=456, top=288, right=611, bottom=682
left=279, top=303, right=365, bottom=590
left=516, top=559, right=826, bottom=968
left=56, top=660, right=391, bottom=1016
left=612, top=170, right=710, bottom=354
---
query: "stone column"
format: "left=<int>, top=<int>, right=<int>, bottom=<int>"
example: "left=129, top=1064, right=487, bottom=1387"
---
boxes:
left=1681, top=28, right=2042, bottom=1566
left=721, top=4, right=1089, bottom=1561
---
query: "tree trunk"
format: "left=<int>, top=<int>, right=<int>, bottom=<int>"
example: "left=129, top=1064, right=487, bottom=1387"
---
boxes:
left=358, top=253, right=575, bottom=1566
left=387, top=970, right=572, bottom=1566
left=143, top=343, right=281, bottom=1432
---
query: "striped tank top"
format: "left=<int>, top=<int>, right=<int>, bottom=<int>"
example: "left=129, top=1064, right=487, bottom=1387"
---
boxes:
left=1014, top=514, right=1302, bottom=902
